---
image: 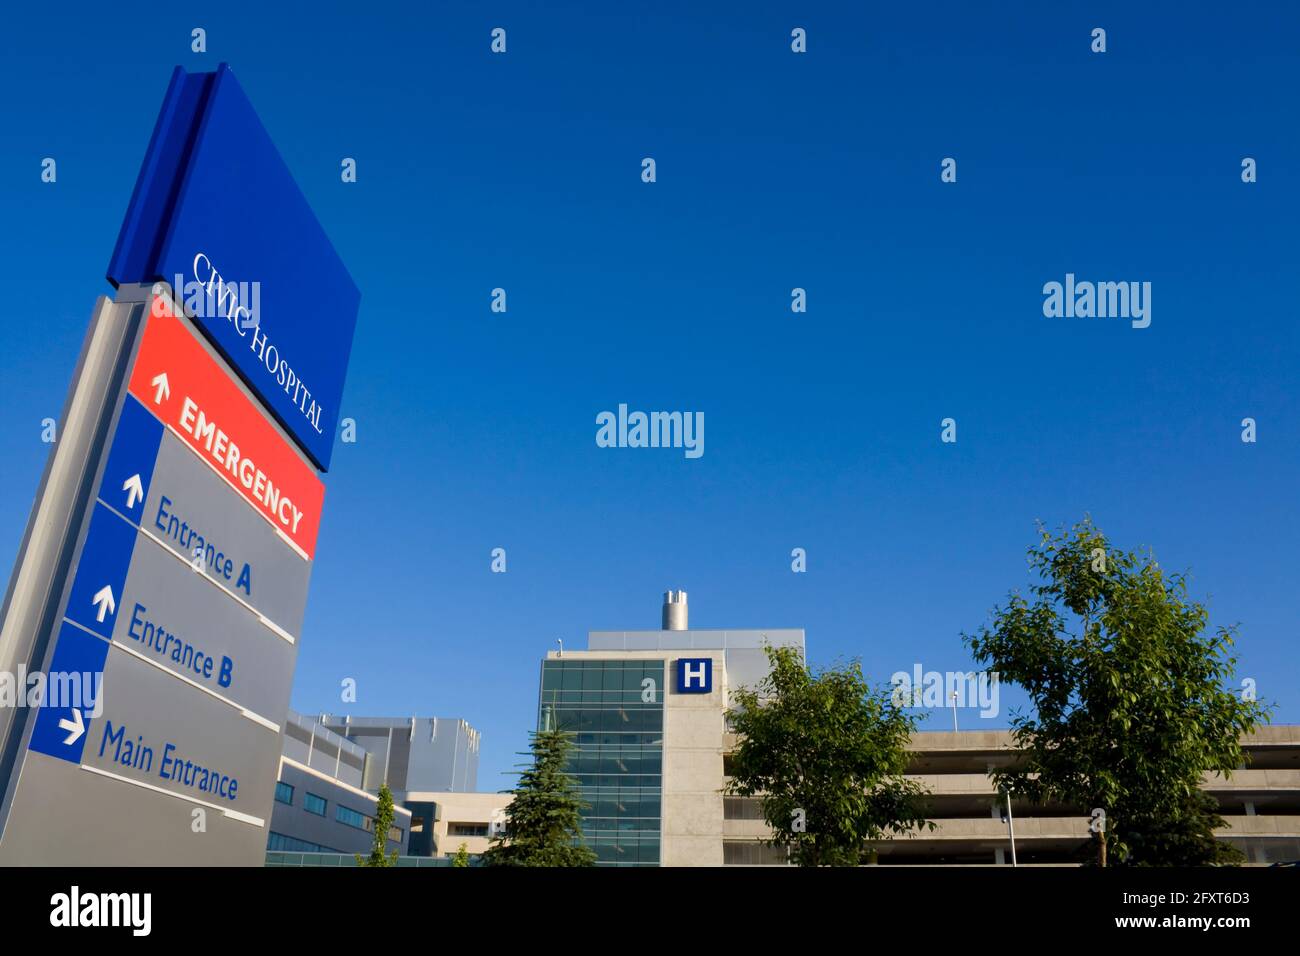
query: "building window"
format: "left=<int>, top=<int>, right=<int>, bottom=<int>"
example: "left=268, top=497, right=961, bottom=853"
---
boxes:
left=389, top=826, right=404, bottom=842
left=723, top=796, right=766, bottom=821
left=304, top=792, right=327, bottom=816
left=538, top=659, right=665, bottom=866
left=267, top=832, right=343, bottom=854
left=274, top=782, right=294, bottom=805
left=336, top=805, right=368, bottom=830
left=449, top=822, right=490, bottom=838
left=723, top=840, right=790, bottom=866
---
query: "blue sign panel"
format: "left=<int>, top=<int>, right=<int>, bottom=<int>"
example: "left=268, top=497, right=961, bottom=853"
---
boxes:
left=97, top=395, right=164, bottom=524
left=64, top=503, right=139, bottom=640
left=107, top=64, right=360, bottom=471
left=26, top=399, right=159, bottom=765
left=27, top=623, right=108, bottom=765
left=675, top=657, right=713, bottom=694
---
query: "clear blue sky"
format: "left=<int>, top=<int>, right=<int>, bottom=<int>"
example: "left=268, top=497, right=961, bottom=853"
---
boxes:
left=1, top=2, right=1296, bottom=789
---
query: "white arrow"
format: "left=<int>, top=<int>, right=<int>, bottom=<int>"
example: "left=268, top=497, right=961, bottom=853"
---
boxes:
left=150, top=372, right=170, bottom=405
left=92, top=585, right=116, bottom=623
left=122, top=473, right=144, bottom=509
left=57, top=708, right=85, bottom=746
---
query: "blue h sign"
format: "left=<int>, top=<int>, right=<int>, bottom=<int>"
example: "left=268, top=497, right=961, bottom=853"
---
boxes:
left=675, top=658, right=712, bottom=694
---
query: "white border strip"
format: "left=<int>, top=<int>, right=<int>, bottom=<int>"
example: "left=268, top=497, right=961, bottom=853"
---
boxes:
left=81, top=763, right=265, bottom=827
left=60, top=616, right=283, bottom=735
left=96, top=496, right=297, bottom=646
left=110, top=637, right=281, bottom=733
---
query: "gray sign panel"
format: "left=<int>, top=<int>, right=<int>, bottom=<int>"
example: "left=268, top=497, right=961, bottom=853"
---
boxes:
left=111, top=526, right=297, bottom=725
left=130, top=429, right=312, bottom=636
left=80, top=641, right=280, bottom=819
left=0, top=749, right=267, bottom=866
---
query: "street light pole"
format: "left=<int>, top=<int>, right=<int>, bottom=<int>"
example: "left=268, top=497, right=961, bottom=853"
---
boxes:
left=1005, top=790, right=1018, bottom=867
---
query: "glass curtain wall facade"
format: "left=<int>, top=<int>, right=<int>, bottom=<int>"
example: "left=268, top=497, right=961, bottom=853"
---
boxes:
left=538, top=659, right=664, bottom=866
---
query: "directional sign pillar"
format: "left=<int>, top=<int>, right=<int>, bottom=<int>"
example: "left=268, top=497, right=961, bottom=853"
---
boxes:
left=0, top=63, right=359, bottom=865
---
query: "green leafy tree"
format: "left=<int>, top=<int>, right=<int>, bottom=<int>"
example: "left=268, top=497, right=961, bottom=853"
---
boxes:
left=482, top=728, right=596, bottom=867
left=451, top=842, right=471, bottom=868
left=725, top=644, right=933, bottom=866
left=964, top=517, right=1269, bottom=866
left=355, top=783, right=400, bottom=867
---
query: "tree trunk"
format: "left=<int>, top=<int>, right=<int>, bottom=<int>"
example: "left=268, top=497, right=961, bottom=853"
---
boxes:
left=1097, top=830, right=1107, bottom=868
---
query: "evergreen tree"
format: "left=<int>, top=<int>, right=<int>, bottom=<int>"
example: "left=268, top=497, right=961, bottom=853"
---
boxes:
left=482, top=728, right=596, bottom=867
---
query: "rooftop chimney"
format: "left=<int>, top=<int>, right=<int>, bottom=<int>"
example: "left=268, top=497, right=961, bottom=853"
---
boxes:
left=662, top=590, right=688, bottom=630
